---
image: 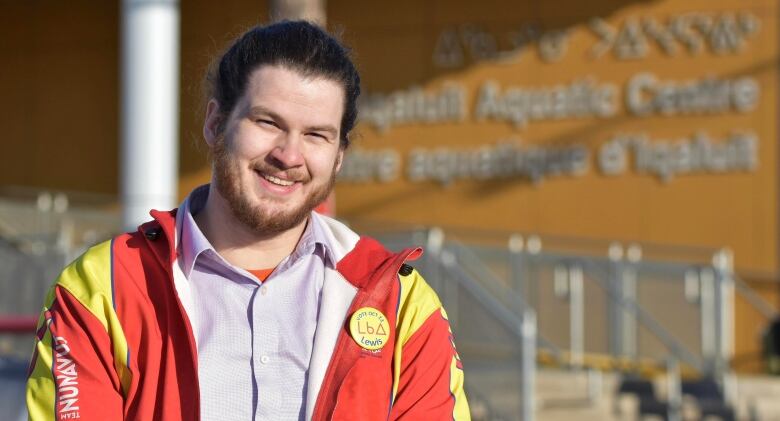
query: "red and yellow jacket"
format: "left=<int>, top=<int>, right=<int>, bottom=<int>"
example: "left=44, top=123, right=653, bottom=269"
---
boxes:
left=26, top=209, right=470, bottom=420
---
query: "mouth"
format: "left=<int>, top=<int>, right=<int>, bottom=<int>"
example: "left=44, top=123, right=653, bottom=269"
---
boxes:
left=261, top=173, right=295, bottom=186
left=254, top=169, right=303, bottom=194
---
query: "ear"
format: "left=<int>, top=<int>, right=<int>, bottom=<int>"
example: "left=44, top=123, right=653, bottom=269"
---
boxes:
left=203, top=99, right=221, bottom=147
left=334, top=148, right=345, bottom=173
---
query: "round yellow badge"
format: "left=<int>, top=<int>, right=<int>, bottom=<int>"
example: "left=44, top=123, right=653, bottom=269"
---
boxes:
left=349, top=307, right=390, bottom=351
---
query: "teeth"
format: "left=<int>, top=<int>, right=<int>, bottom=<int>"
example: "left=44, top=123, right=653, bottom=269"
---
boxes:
left=263, top=174, right=295, bottom=186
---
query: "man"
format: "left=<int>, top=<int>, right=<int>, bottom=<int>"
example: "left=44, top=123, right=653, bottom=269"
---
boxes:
left=26, top=21, right=470, bottom=420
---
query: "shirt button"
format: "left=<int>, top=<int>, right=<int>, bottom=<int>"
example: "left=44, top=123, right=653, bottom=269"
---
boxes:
left=260, top=286, right=268, bottom=296
left=260, top=355, right=270, bottom=364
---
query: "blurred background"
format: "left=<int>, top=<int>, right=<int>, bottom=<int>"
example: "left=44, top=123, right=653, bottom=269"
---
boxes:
left=2, top=0, right=780, bottom=420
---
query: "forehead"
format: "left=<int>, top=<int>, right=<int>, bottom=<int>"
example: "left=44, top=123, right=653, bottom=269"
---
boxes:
left=237, top=64, right=345, bottom=126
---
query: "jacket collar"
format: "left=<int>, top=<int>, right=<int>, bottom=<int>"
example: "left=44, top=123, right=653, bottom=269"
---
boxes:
left=142, top=205, right=423, bottom=290
left=139, top=206, right=423, bottom=421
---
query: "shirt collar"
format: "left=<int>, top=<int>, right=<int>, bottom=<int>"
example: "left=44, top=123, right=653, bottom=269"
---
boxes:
left=176, top=184, right=337, bottom=277
left=177, top=185, right=214, bottom=278
left=296, top=212, right=337, bottom=269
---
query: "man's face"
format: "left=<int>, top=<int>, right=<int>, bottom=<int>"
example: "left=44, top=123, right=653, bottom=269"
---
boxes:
left=204, top=65, right=345, bottom=235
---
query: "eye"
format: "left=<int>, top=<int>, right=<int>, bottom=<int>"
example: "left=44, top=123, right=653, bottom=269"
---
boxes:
left=307, top=132, right=329, bottom=140
left=255, top=119, right=278, bottom=128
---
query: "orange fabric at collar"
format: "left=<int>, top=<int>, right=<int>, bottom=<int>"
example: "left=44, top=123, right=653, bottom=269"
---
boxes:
left=246, top=268, right=274, bottom=283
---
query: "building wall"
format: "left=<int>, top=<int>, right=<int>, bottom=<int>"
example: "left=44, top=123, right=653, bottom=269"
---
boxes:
left=0, top=0, right=269, bottom=195
left=0, top=2, right=120, bottom=194
left=326, top=0, right=780, bottom=369
left=332, top=0, right=779, bottom=278
left=1, top=0, right=778, bottom=369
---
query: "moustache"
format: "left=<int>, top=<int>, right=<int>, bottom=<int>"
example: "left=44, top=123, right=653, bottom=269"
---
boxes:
left=251, top=163, right=309, bottom=183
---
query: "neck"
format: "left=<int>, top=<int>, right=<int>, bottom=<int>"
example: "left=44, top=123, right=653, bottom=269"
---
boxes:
left=194, top=184, right=307, bottom=270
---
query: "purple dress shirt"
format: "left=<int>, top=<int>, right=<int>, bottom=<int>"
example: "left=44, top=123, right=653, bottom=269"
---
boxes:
left=175, top=186, right=335, bottom=421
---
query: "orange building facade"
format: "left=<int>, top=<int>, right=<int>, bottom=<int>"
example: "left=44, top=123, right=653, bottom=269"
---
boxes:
left=2, top=0, right=779, bottom=368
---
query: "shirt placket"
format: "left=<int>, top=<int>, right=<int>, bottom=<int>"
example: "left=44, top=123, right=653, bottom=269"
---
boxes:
left=252, top=280, right=282, bottom=420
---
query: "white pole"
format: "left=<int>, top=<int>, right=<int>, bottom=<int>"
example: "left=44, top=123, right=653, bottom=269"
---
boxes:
left=521, top=309, right=537, bottom=421
left=270, top=0, right=327, bottom=24
left=569, top=265, right=584, bottom=367
left=120, top=0, right=180, bottom=231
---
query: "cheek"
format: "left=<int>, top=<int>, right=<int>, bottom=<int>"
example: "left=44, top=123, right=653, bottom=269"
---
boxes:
left=232, top=141, right=261, bottom=159
left=309, top=152, right=340, bottom=176
left=229, top=125, right=274, bottom=157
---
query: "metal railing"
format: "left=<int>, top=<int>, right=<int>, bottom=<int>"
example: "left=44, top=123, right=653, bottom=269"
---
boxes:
left=366, top=225, right=779, bottom=421
left=0, top=190, right=120, bottom=357
left=436, top=247, right=539, bottom=421
left=1, top=191, right=778, bottom=420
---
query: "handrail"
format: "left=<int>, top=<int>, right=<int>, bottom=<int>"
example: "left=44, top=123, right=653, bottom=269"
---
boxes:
left=444, top=237, right=703, bottom=371
left=353, top=219, right=718, bottom=259
left=0, top=316, right=37, bottom=334
left=445, top=240, right=529, bottom=309
left=0, top=236, right=28, bottom=257
left=577, top=258, right=704, bottom=371
left=372, top=228, right=770, bottom=375
left=732, top=273, right=778, bottom=321
left=440, top=240, right=562, bottom=355
left=437, top=250, right=562, bottom=358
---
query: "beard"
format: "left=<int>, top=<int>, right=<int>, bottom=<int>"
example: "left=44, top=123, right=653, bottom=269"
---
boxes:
left=211, top=136, right=337, bottom=236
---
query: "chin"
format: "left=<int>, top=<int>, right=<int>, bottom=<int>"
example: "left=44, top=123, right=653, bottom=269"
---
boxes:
left=234, top=199, right=314, bottom=235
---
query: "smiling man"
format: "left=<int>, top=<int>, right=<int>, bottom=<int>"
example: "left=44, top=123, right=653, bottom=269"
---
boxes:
left=26, top=21, right=470, bottom=421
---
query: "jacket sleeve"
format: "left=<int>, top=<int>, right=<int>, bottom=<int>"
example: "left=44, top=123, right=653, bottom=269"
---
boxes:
left=27, top=242, right=126, bottom=420
left=389, top=270, right=470, bottom=420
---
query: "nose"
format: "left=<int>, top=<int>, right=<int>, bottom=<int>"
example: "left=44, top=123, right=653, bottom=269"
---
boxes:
left=269, top=133, right=305, bottom=169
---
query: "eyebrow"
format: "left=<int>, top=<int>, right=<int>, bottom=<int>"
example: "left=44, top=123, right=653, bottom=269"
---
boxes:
left=248, top=105, right=339, bottom=137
